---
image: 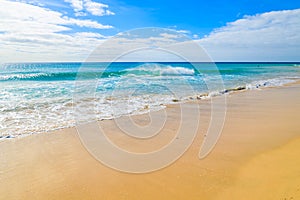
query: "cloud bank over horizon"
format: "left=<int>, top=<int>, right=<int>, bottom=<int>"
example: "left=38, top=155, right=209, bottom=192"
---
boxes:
left=0, top=0, right=299, bottom=62
left=198, top=9, right=300, bottom=61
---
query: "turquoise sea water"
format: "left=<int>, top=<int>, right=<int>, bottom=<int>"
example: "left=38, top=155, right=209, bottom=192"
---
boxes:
left=0, top=62, right=299, bottom=138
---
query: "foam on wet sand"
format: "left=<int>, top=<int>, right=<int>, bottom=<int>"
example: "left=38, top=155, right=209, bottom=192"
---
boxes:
left=0, top=82, right=299, bottom=199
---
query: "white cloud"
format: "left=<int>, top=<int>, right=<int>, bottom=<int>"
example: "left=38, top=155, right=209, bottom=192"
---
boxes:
left=84, top=0, right=115, bottom=16
left=0, top=0, right=113, bottom=62
left=160, top=33, right=181, bottom=39
left=98, top=10, right=300, bottom=62
left=67, top=18, right=113, bottom=29
left=75, top=11, right=87, bottom=17
left=85, top=29, right=209, bottom=62
left=75, top=32, right=107, bottom=38
left=1, top=1, right=299, bottom=63
left=64, top=0, right=114, bottom=16
left=0, top=30, right=106, bottom=62
left=198, top=9, right=300, bottom=61
left=176, top=30, right=189, bottom=34
left=0, top=0, right=113, bottom=32
left=64, top=0, right=83, bottom=12
left=15, top=0, right=45, bottom=6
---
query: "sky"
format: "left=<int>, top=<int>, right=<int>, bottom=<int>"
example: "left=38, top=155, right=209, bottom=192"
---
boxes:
left=0, top=0, right=299, bottom=62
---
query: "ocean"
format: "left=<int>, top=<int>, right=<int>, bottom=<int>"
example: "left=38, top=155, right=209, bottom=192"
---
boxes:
left=0, top=62, right=299, bottom=139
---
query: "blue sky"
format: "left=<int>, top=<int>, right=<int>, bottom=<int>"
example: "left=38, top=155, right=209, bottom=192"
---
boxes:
left=0, top=0, right=299, bottom=62
left=40, top=0, right=300, bottom=37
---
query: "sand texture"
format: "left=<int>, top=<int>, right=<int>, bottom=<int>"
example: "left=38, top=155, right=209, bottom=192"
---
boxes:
left=0, top=83, right=300, bottom=200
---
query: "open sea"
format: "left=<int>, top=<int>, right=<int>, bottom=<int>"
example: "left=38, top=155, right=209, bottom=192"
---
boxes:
left=0, top=62, right=299, bottom=139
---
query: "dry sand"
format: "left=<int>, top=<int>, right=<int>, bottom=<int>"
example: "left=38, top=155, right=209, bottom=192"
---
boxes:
left=0, top=83, right=299, bottom=200
left=216, top=137, right=300, bottom=200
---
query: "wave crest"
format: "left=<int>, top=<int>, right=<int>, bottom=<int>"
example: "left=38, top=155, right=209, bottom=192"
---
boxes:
left=124, top=64, right=195, bottom=76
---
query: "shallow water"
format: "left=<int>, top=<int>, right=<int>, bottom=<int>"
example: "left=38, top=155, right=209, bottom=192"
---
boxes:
left=0, top=62, right=299, bottom=138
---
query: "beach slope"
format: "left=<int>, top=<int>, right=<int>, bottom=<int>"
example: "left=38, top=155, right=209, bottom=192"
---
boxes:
left=0, top=83, right=299, bottom=200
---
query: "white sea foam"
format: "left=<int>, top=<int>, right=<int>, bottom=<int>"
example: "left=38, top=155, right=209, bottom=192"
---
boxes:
left=246, top=77, right=298, bottom=90
left=124, top=64, right=195, bottom=76
left=0, top=73, right=49, bottom=81
left=0, top=84, right=179, bottom=138
left=0, top=62, right=299, bottom=140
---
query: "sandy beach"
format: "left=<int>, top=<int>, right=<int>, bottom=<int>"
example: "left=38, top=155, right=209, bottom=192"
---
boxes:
left=1, top=0, right=299, bottom=199
left=1, top=82, right=300, bottom=200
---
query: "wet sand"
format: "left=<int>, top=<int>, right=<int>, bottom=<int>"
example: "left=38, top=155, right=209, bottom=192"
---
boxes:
left=0, top=83, right=299, bottom=200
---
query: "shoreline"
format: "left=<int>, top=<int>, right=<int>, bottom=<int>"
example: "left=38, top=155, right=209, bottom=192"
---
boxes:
left=0, top=81, right=299, bottom=199
left=1, top=78, right=299, bottom=142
